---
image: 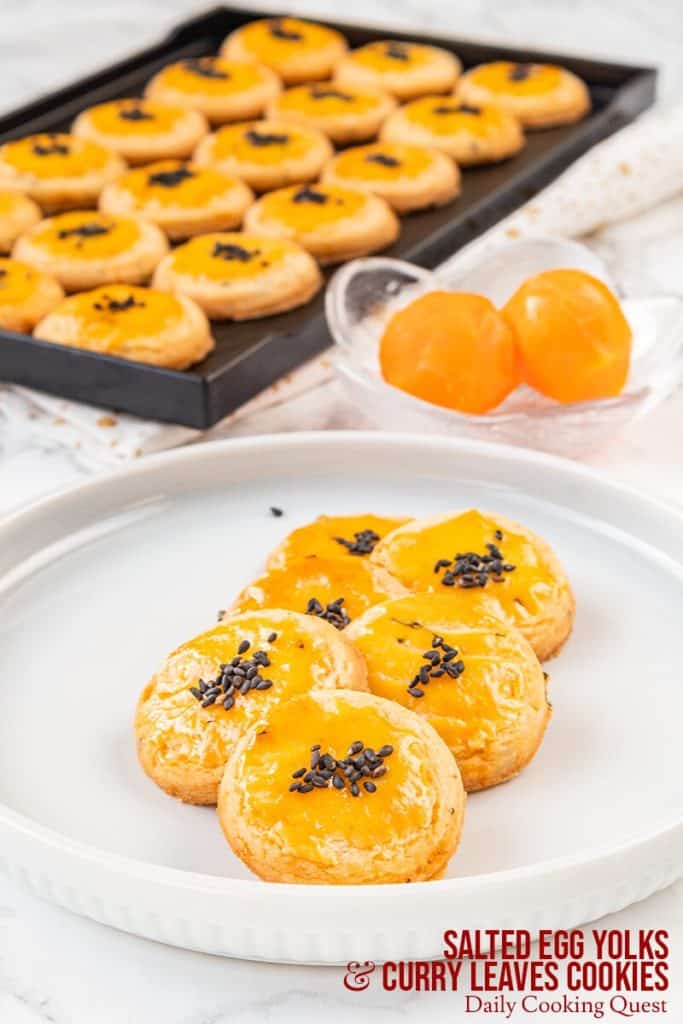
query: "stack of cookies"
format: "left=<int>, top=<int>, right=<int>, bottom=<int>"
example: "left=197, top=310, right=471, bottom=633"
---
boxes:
left=0, top=16, right=591, bottom=371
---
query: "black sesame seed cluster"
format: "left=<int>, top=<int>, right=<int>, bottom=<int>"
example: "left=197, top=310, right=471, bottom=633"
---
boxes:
left=334, top=528, right=381, bottom=555
left=189, top=634, right=277, bottom=711
left=407, top=634, right=465, bottom=698
left=434, top=531, right=515, bottom=589
left=306, top=596, right=350, bottom=630
left=289, top=740, right=394, bottom=797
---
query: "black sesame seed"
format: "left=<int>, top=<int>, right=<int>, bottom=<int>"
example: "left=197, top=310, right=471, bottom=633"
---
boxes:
left=299, top=783, right=314, bottom=793
left=408, top=686, right=424, bottom=698
left=238, top=639, right=250, bottom=654
left=350, top=782, right=360, bottom=797
left=377, top=745, right=393, bottom=757
left=268, top=632, right=278, bottom=642
left=364, top=781, right=377, bottom=793
left=332, top=775, right=345, bottom=789
left=292, top=767, right=306, bottom=778
left=270, top=506, right=284, bottom=517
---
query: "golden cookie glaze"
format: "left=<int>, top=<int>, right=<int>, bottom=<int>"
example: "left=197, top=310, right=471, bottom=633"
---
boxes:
left=457, top=62, right=591, bottom=128
left=221, top=18, right=347, bottom=84
left=153, top=231, right=321, bottom=320
left=321, top=141, right=460, bottom=212
left=381, top=96, right=524, bottom=165
left=244, top=182, right=400, bottom=265
left=371, top=510, right=575, bottom=661
left=0, top=190, right=41, bottom=252
left=73, top=99, right=208, bottom=165
left=0, top=133, right=125, bottom=212
left=231, top=554, right=407, bottom=625
left=33, top=283, right=213, bottom=369
left=346, top=592, right=550, bottom=792
left=145, top=57, right=281, bottom=124
left=219, top=689, right=465, bottom=883
left=0, top=257, right=64, bottom=332
left=193, top=119, right=333, bottom=192
left=99, top=160, right=253, bottom=240
left=267, top=83, right=396, bottom=143
left=334, top=40, right=461, bottom=100
left=267, top=513, right=409, bottom=568
left=136, top=609, right=367, bottom=805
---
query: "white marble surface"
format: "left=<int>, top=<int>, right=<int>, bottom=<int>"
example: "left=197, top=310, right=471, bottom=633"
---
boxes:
left=1, top=2, right=683, bottom=1021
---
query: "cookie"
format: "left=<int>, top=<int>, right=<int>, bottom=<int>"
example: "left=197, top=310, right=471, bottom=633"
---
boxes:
left=321, top=141, right=460, bottom=213
left=145, top=56, right=281, bottom=125
left=193, top=119, right=332, bottom=193
left=380, top=96, right=524, bottom=165
left=72, top=99, right=208, bottom=165
left=99, top=160, right=253, bottom=240
left=0, top=257, right=64, bottom=333
left=219, top=689, right=465, bottom=883
left=13, top=210, right=168, bottom=292
left=33, top=284, right=213, bottom=369
left=0, top=191, right=41, bottom=252
left=334, top=40, right=460, bottom=100
left=267, top=513, right=410, bottom=569
left=346, top=592, right=550, bottom=792
left=230, top=554, right=407, bottom=627
left=457, top=62, right=591, bottom=129
left=153, top=232, right=321, bottom=320
left=221, top=17, right=347, bottom=85
left=243, top=183, right=399, bottom=265
left=267, top=83, right=396, bottom=144
left=135, top=609, right=367, bottom=805
left=0, top=133, right=126, bottom=213
left=371, top=509, right=575, bottom=661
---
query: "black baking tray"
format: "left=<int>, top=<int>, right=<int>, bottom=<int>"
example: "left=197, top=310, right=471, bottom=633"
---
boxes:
left=0, top=6, right=656, bottom=428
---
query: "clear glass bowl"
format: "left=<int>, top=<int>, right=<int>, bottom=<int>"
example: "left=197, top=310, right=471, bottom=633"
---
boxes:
left=325, top=240, right=683, bottom=458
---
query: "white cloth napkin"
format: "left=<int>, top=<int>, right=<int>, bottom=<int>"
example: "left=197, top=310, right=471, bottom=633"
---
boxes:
left=2, top=100, right=682, bottom=468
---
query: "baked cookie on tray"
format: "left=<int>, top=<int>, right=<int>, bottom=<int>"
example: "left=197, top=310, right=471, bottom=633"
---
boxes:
left=153, top=232, right=321, bottom=320
left=380, top=96, right=524, bottom=165
left=33, top=284, right=213, bottom=369
left=267, top=513, right=410, bottom=568
left=0, top=133, right=126, bottom=213
left=244, top=183, right=400, bottom=265
left=145, top=57, right=281, bottom=125
left=13, top=210, right=168, bottom=292
left=221, top=17, right=347, bottom=84
left=346, top=592, right=550, bottom=792
left=0, top=257, right=64, bottom=333
left=218, top=689, right=465, bottom=883
left=334, top=39, right=461, bottom=100
left=193, top=119, right=332, bottom=193
left=72, top=99, right=208, bottom=165
left=266, top=83, right=396, bottom=144
left=457, top=62, right=591, bottom=129
left=99, top=160, right=254, bottom=240
left=135, top=609, right=367, bottom=805
left=371, top=509, right=575, bottom=661
left=0, top=191, right=41, bottom=252
left=321, top=141, right=460, bottom=213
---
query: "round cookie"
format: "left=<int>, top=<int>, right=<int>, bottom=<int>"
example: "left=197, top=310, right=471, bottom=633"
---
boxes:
left=0, top=257, right=64, bottom=333
left=193, top=119, right=332, bottom=193
left=244, top=183, right=400, bottom=265
left=145, top=56, right=281, bottom=125
left=0, top=133, right=126, bottom=213
left=371, top=509, right=575, bottom=661
left=14, top=210, right=168, bottom=292
left=221, top=17, right=347, bottom=85
left=267, top=83, right=396, bottom=144
left=334, top=40, right=460, bottom=100
left=153, top=232, right=321, bottom=320
left=322, top=141, right=459, bottom=213
left=346, top=592, right=550, bottom=792
left=230, top=554, right=407, bottom=627
left=33, top=284, right=213, bottom=369
left=381, top=96, right=524, bottom=165
left=135, top=609, right=367, bottom=805
left=457, top=62, right=591, bottom=129
left=73, top=98, right=208, bottom=165
left=99, top=160, right=253, bottom=240
left=219, top=689, right=464, bottom=883
left=267, top=513, right=410, bottom=569
left=0, top=191, right=41, bottom=252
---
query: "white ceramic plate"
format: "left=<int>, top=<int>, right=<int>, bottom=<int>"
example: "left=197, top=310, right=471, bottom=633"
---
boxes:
left=0, top=432, right=682, bottom=964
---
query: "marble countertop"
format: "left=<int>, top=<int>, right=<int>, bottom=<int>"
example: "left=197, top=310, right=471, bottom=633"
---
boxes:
left=1, top=2, right=683, bottom=1021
